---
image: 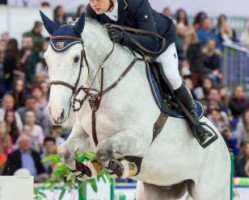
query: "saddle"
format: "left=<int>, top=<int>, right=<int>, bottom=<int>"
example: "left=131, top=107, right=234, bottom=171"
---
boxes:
left=146, top=61, right=204, bottom=119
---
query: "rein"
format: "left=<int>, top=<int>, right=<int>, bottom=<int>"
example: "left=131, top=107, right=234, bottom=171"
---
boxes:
left=105, top=24, right=166, bottom=56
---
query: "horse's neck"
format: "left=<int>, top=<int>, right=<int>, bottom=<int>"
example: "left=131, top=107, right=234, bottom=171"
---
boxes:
left=83, top=23, right=145, bottom=91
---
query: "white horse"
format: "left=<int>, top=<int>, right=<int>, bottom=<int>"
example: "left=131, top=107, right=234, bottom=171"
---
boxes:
left=41, top=12, right=230, bottom=200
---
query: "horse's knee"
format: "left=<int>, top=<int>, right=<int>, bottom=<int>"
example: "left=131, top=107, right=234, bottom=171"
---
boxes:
left=57, top=144, right=73, bottom=162
left=96, top=141, right=114, bottom=163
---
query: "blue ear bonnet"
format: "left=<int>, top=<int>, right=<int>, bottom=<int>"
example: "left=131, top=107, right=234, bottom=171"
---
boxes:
left=50, top=25, right=82, bottom=52
left=39, top=10, right=85, bottom=52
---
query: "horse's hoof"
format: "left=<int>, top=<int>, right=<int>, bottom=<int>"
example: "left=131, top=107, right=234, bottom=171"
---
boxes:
left=108, top=159, right=124, bottom=178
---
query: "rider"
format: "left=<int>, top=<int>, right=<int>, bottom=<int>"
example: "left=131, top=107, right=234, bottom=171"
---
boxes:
left=85, top=0, right=217, bottom=148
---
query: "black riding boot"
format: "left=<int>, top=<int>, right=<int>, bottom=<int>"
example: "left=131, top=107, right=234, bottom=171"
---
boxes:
left=174, top=82, right=218, bottom=148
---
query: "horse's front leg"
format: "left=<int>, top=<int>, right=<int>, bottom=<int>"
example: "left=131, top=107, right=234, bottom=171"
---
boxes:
left=57, top=122, right=98, bottom=179
left=96, top=129, right=150, bottom=178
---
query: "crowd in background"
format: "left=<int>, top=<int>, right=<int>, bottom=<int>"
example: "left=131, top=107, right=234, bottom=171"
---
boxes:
left=1, top=4, right=249, bottom=181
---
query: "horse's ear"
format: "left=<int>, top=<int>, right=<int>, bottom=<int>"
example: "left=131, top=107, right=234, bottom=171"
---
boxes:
left=39, top=10, right=59, bottom=35
left=73, top=13, right=85, bottom=36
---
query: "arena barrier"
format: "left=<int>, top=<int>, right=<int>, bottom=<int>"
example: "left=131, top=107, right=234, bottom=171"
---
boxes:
left=0, top=176, right=33, bottom=200
left=222, top=43, right=249, bottom=95
left=1, top=175, right=249, bottom=200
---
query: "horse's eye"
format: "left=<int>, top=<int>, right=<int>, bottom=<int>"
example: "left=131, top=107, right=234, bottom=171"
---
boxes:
left=74, top=56, right=80, bottom=63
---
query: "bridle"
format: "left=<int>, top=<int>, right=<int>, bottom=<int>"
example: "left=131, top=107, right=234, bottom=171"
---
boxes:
left=49, top=35, right=146, bottom=146
left=49, top=35, right=88, bottom=95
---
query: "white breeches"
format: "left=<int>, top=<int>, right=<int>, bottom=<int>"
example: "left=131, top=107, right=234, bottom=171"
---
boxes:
left=156, top=43, right=182, bottom=90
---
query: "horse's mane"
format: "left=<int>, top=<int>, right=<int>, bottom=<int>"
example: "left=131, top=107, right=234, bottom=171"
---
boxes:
left=85, top=18, right=109, bottom=36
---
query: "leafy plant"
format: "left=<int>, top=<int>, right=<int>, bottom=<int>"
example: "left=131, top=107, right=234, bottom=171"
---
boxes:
left=34, top=151, right=111, bottom=200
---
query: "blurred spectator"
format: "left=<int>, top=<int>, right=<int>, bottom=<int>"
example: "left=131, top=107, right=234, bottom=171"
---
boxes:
left=208, top=108, right=232, bottom=144
left=0, top=94, right=23, bottom=131
left=31, top=84, right=48, bottom=111
left=36, top=38, right=49, bottom=81
left=40, top=1, right=50, bottom=7
left=237, top=109, right=249, bottom=145
left=193, top=77, right=213, bottom=100
left=175, top=8, right=189, bottom=26
left=41, top=137, right=56, bottom=176
left=4, top=110, right=20, bottom=143
left=21, top=124, right=40, bottom=153
left=175, top=23, right=187, bottom=62
left=0, top=42, right=4, bottom=98
left=196, top=17, right=221, bottom=48
left=180, top=59, right=191, bottom=77
left=40, top=82, right=50, bottom=100
left=75, top=4, right=86, bottom=19
left=23, top=21, right=45, bottom=52
left=2, top=135, right=45, bottom=177
left=202, top=39, right=223, bottom=85
left=162, top=6, right=172, bottom=17
left=240, top=22, right=249, bottom=49
left=218, top=21, right=238, bottom=45
left=213, top=14, right=228, bottom=34
left=0, top=121, right=13, bottom=156
left=10, top=79, right=26, bottom=110
left=193, top=11, right=208, bottom=31
left=3, top=39, right=20, bottom=91
left=51, top=125, right=65, bottom=147
left=54, top=5, right=67, bottom=25
left=219, top=85, right=230, bottom=115
left=235, top=142, right=249, bottom=177
left=183, top=76, right=197, bottom=100
left=1, top=32, right=10, bottom=44
left=19, top=36, right=40, bottom=85
left=208, top=108, right=230, bottom=132
left=17, top=96, right=46, bottom=130
left=24, top=110, right=44, bottom=152
left=229, top=85, right=249, bottom=119
left=208, top=87, right=221, bottom=103
left=185, top=27, right=212, bottom=83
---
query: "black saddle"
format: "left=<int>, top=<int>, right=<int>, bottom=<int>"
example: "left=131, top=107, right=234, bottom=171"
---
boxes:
left=146, top=61, right=204, bottom=119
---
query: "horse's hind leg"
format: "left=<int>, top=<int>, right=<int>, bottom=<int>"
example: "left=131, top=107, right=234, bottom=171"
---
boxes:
left=136, top=181, right=189, bottom=200
left=189, top=176, right=230, bottom=200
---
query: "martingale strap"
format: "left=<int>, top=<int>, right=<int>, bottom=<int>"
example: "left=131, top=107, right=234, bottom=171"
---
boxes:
left=152, top=112, right=168, bottom=142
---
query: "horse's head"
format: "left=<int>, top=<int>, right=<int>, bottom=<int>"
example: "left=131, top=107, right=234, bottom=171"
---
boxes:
left=40, top=11, right=88, bottom=124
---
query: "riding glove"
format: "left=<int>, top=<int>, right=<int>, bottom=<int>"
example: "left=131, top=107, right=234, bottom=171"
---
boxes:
left=107, top=28, right=124, bottom=43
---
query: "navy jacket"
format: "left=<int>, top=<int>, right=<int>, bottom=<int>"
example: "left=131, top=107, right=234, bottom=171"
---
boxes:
left=86, top=0, right=176, bottom=54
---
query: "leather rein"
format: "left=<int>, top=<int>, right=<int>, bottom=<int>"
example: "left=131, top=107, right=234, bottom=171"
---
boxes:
left=49, top=35, right=146, bottom=147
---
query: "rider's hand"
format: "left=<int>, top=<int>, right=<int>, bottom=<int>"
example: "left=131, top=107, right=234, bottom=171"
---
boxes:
left=107, top=28, right=124, bottom=43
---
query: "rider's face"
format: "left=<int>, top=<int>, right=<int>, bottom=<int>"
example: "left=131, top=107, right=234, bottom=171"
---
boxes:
left=89, top=0, right=111, bottom=14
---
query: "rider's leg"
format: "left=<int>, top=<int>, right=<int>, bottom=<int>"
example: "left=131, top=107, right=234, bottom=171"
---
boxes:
left=157, top=43, right=217, bottom=148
